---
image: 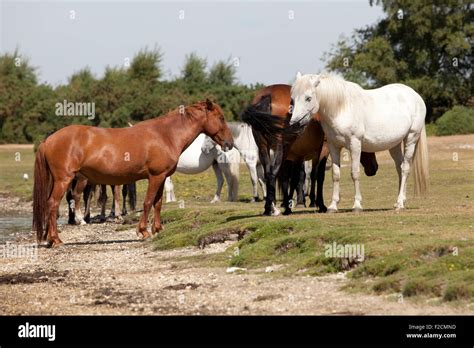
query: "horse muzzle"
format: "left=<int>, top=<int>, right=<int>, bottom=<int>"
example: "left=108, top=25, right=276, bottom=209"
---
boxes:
left=222, top=140, right=234, bottom=152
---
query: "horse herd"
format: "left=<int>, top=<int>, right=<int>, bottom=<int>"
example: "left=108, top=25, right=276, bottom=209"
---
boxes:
left=32, top=73, right=429, bottom=247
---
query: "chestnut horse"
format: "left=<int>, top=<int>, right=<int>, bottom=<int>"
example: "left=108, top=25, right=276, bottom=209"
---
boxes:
left=33, top=99, right=233, bottom=247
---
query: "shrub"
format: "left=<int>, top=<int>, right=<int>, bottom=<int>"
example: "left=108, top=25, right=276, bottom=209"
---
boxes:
left=435, top=106, right=474, bottom=136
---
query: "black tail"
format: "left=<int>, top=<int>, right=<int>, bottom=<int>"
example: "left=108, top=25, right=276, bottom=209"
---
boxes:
left=240, top=94, right=304, bottom=145
left=240, top=95, right=285, bottom=141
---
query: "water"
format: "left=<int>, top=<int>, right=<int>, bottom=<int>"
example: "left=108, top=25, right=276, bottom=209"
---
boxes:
left=0, top=214, right=33, bottom=242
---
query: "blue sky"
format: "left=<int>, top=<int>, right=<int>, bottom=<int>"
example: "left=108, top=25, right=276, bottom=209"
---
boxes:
left=1, top=1, right=383, bottom=86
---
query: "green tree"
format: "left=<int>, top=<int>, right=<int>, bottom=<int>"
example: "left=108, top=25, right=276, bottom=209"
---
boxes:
left=95, top=66, right=130, bottom=127
left=0, top=50, right=39, bottom=143
left=181, top=53, right=207, bottom=85
left=208, top=59, right=237, bottom=85
left=128, top=46, right=163, bottom=83
left=324, top=0, right=473, bottom=121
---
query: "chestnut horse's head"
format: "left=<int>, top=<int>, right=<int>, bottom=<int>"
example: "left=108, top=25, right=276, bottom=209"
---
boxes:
left=201, top=99, right=234, bottom=151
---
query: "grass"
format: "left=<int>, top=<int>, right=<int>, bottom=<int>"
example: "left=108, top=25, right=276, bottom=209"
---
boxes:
left=0, top=145, right=36, bottom=201
left=1, top=135, right=473, bottom=304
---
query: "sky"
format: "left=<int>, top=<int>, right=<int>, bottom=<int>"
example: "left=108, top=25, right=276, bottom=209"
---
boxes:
left=1, top=0, right=384, bottom=86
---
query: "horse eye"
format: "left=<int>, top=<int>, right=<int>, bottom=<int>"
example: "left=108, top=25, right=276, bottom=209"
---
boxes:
left=305, top=96, right=312, bottom=102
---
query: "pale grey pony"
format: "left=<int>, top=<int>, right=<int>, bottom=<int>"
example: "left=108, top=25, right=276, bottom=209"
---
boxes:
left=165, top=122, right=266, bottom=203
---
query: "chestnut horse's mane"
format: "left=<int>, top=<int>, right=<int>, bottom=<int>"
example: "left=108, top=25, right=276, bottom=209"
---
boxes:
left=132, top=101, right=211, bottom=127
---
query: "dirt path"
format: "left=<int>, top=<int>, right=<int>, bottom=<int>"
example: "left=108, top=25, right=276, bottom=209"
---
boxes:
left=0, top=223, right=470, bottom=315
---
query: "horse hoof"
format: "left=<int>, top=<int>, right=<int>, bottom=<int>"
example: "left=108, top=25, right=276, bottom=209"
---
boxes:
left=295, top=204, right=305, bottom=208
left=283, top=209, right=292, bottom=216
left=318, top=206, right=328, bottom=213
left=47, top=239, right=63, bottom=248
left=308, top=202, right=316, bottom=208
left=327, top=208, right=338, bottom=214
left=271, top=208, right=281, bottom=217
left=139, top=232, right=151, bottom=240
left=395, top=206, right=404, bottom=213
left=152, top=225, right=163, bottom=235
left=352, top=207, right=363, bottom=213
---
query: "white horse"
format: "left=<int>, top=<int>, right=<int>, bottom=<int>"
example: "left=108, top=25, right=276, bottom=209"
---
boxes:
left=165, top=134, right=240, bottom=203
left=290, top=73, right=429, bottom=212
left=165, top=125, right=266, bottom=203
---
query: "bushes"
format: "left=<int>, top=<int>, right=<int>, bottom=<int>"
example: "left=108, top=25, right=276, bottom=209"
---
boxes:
left=435, top=106, right=474, bottom=136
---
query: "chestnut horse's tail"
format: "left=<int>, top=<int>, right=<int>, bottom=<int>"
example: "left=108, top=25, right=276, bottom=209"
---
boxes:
left=413, top=125, right=429, bottom=197
left=33, top=145, right=52, bottom=243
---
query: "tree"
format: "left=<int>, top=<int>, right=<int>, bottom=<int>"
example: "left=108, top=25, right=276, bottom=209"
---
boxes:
left=0, top=50, right=39, bottom=143
left=128, top=46, right=163, bottom=83
left=324, top=0, right=473, bottom=122
left=181, top=53, right=207, bottom=85
left=208, top=59, right=237, bottom=85
left=0, top=48, right=260, bottom=142
left=95, top=66, right=130, bottom=127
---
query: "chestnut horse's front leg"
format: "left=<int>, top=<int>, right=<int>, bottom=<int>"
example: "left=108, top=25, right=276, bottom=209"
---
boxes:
left=137, top=174, right=165, bottom=239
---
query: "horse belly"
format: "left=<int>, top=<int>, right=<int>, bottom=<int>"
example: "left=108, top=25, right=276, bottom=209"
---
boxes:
left=176, top=153, right=214, bottom=174
left=362, top=114, right=411, bottom=152
left=79, top=167, right=146, bottom=185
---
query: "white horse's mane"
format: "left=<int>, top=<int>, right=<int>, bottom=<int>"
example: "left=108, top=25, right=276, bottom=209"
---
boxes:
left=292, top=73, right=364, bottom=115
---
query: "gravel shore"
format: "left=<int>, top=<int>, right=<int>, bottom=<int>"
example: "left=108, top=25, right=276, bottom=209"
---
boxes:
left=1, top=220, right=471, bottom=315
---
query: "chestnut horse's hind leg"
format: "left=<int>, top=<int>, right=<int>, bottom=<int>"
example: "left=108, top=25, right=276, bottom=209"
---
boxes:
left=137, top=174, right=165, bottom=239
left=46, top=177, right=73, bottom=247
left=152, top=179, right=166, bottom=235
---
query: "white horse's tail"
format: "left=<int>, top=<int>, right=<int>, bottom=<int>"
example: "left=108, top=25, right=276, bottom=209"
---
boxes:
left=413, top=125, right=429, bottom=197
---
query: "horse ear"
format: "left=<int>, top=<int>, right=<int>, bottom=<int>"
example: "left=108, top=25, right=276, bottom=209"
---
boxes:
left=310, top=75, right=320, bottom=88
left=296, top=71, right=302, bottom=79
left=205, top=98, right=214, bottom=111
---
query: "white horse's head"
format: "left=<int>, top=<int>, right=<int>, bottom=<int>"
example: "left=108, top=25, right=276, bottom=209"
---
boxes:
left=290, top=72, right=321, bottom=126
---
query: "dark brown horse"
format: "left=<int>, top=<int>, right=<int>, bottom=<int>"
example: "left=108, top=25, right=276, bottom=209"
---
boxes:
left=242, top=84, right=378, bottom=216
left=241, top=84, right=300, bottom=215
left=282, top=142, right=379, bottom=214
left=33, top=99, right=233, bottom=247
